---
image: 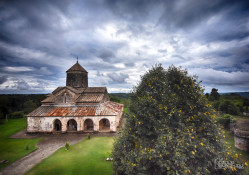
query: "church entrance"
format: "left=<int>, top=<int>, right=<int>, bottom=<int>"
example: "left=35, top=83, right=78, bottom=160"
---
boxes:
left=84, top=119, right=94, bottom=131
left=67, top=119, right=77, bottom=131
left=54, top=119, right=62, bottom=131
left=99, top=118, right=110, bottom=132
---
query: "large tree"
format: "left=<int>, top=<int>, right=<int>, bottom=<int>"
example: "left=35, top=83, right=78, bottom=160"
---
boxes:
left=210, top=88, right=220, bottom=101
left=112, top=65, right=242, bottom=175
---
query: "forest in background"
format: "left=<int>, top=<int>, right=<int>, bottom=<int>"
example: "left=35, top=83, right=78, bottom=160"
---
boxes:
left=205, top=89, right=249, bottom=115
left=0, top=91, right=248, bottom=120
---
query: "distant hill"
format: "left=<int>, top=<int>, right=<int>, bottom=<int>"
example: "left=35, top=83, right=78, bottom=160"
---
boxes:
left=234, top=92, right=249, bottom=99
left=109, top=93, right=130, bottom=99
left=221, top=92, right=249, bottom=99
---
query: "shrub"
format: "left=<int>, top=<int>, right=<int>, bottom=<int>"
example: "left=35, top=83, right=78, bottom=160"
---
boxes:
left=217, top=115, right=231, bottom=128
left=219, top=101, right=238, bottom=115
left=26, top=145, right=29, bottom=150
left=224, top=114, right=231, bottom=118
left=213, top=101, right=220, bottom=111
left=112, top=65, right=241, bottom=175
left=65, top=142, right=70, bottom=150
left=230, top=118, right=237, bottom=123
left=109, top=95, right=121, bottom=103
left=10, top=111, right=25, bottom=118
left=236, top=104, right=243, bottom=113
left=88, top=134, right=91, bottom=140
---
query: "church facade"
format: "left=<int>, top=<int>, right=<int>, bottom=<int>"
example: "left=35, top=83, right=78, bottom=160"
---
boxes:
left=27, top=61, right=123, bottom=133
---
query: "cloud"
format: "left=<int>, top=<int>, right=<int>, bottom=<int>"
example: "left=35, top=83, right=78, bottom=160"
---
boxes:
left=4, top=66, right=34, bottom=72
left=0, top=76, right=8, bottom=84
left=107, top=72, right=129, bottom=83
left=188, top=68, right=249, bottom=92
left=16, top=79, right=30, bottom=90
left=0, top=0, right=249, bottom=93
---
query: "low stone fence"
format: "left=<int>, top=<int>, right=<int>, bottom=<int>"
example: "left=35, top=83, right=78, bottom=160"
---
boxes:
left=233, top=119, right=249, bottom=152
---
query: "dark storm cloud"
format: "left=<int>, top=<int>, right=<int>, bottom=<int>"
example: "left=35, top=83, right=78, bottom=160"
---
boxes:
left=104, top=0, right=249, bottom=44
left=16, top=79, right=30, bottom=90
left=104, top=0, right=157, bottom=21
left=0, top=0, right=71, bottom=32
left=202, top=45, right=249, bottom=73
left=107, top=72, right=129, bottom=83
left=0, top=0, right=249, bottom=93
left=98, top=48, right=115, bottom=61
left=104, top=0, right=248, bottom=28
left=0, top=76, right=8, bottom=84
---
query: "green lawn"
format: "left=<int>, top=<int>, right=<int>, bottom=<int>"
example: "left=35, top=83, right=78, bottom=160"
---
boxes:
left=223, top=130, right=249, bottom=174
left=26, top=137, right=114, bottom=175
left=0, top=118, right=41, bottom=170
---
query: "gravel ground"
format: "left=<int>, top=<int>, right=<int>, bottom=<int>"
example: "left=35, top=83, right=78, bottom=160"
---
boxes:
left=0, top=131, right=115, bottom=175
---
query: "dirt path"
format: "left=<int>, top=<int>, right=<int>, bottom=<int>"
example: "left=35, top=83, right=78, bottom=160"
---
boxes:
left=0, top=132, right=86, bottom=175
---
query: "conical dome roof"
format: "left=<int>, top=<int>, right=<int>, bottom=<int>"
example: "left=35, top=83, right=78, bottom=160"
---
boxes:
left=66, top=61, right=88, bottom=73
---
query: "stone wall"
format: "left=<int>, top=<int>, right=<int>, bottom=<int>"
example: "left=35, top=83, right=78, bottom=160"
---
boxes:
left=233, top=119, right=249, bottom=152
left=234, top=134, right=249, bottom=151
left=243, top=112, right=249, bottom=116
left=27, top=116, right=118, bottom=133
left=66, top=72, right=88, bottom=88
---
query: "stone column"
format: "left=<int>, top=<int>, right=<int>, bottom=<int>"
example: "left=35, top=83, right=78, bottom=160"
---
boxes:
left=61, top=118, right=67, bottom=133
left=93, top=118, right=99, bottom=132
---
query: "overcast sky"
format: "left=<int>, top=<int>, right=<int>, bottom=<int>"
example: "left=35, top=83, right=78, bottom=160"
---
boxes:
left=0, top=0, right=249, bottom=94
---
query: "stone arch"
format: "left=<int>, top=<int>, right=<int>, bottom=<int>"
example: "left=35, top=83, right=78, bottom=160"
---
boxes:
left=84, top=119, right=94, bottom=131
left=67, top=119, right=77, bottom=131
left=99, top=118, right=110, bottom=131
left=53, top=119, right=62, bottom=131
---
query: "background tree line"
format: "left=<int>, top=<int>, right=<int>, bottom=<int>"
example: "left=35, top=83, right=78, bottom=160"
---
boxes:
left=206, top=88, right=249, bottom=115
left=0, top=94, right=47, bottom=119
left=0, top=93, right=130, bottom=120
left=0, top=89, right=248, bottom=120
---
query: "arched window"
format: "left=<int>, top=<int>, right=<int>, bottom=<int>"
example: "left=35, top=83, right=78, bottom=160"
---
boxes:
left=67, top=119, right=77, bottom=131
left=84, top=119, right=94, bottom=131
left=54, top=119, right=62, bottom=131
left=99, top=118, right=110, bottom=131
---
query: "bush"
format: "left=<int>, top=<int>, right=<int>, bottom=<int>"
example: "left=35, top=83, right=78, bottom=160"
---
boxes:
left=217, top=115, right=231, bottom=128
left=213, top=101, right=220, bottom=111
left=236, top=104, right=243, bottom=113
left=10, top=111, right=25, bottom=118
left=65, top=142, right=70, bottom=150
left=112, top=65, right=241, bottom=175
left=219, top=101, right=238, bottom=115
left=109, top=95, right=121, bottom=103
left=230, top=117, right=237, bottom=123
left=224, top=114, right=231, bottom=118
left=88, top=134, right=91, bottom=140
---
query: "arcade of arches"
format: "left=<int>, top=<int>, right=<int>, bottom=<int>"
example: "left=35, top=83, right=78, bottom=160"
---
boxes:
left=52, top=118, right=113, bottom=132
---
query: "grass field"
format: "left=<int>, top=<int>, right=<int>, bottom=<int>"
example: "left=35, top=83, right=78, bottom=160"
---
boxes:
left=26, top=137, right=114, bottom=175
left=0, top=118, right=41, bottom=170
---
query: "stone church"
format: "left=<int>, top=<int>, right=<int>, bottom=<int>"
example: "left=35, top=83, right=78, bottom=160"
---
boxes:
left=27, top=61, right=123, bottom=133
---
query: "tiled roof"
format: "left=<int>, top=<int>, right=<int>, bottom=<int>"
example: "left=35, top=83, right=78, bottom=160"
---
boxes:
left=84, top=87, right=107, bottom=93
left=65, top=86, right=84, bottom=93
left=66, top=61, right=87, bottom=73
left=51, top=86, right=83, bottom=95
left=27, top=101, right=123, bottom=117
left=97, top=101, right=124, bottom=116
left=76, top=93, right=104, bottom=103
left=52, top=87, right=64, bottom=95
left=41, top=95, right=56, bottom=103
